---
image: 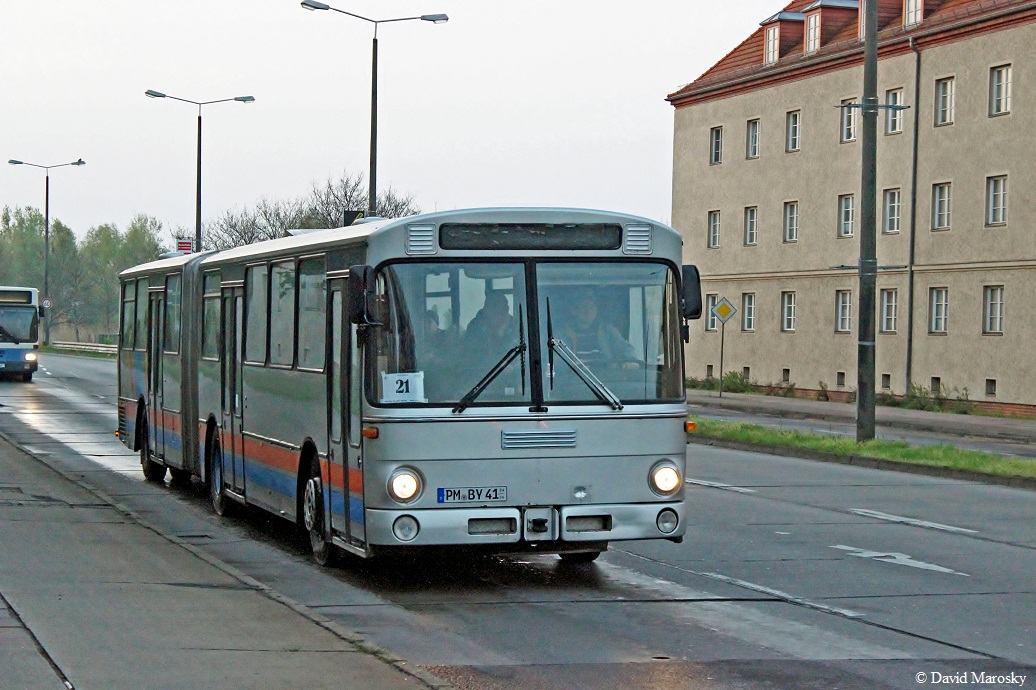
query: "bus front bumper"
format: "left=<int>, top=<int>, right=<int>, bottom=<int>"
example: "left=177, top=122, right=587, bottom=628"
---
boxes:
left=0, top=358, right=37, bottom=374
left=364, top=501, right=686, bottom=548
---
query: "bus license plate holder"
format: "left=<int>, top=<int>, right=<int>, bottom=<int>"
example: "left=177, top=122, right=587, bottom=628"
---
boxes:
left=437, top=486, right=507, bottom=504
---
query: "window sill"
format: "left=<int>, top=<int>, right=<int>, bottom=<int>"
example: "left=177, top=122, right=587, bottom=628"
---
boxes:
left=982, top=331, right=1004, bottom=337
left=931, top=226, right=951, bottom=232
left=984, top=223, right=1007, bottom=229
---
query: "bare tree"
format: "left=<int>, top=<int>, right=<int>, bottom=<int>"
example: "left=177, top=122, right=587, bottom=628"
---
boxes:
left=202, top=171, right=420, bottom=250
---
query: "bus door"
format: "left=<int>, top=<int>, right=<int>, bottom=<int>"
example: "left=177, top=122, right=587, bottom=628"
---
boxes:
left=328, top=285, right=366, bottom=545
left=220, top=287, right=246, bottom=496
left=147, top=291, right=165, bottom=460
left=327, top=287, right=348, bottom=540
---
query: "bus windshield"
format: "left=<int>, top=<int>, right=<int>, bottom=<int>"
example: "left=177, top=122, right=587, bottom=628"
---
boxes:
left=370, top=261, right=683, bottom=408
left=0, top=306, right=39, bottom=345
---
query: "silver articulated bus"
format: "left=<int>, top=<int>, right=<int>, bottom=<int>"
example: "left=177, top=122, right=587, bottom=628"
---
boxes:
left=117, top=208, right=702, bottom=564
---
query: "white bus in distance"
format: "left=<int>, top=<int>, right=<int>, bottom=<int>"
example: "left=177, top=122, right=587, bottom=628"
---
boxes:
left=117, top=208, right=702, bottom=565
left=0, top=286, right=43, bottom=382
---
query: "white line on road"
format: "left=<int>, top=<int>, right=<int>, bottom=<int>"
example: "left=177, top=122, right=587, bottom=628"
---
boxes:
left=831, top=545, right=969, bottom=576
left=697, top=571, right=865, bottom=619
left=686, top=478, right=757, bottom=494
left=851, top=509, right=978, bottom=535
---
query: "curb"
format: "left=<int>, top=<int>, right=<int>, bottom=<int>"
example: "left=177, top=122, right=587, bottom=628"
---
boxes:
left=687, top=435, right=1036, bottom=492
left=0, top=429, right=457, bottom=690
left=687, top=396, right=1036, bottom=444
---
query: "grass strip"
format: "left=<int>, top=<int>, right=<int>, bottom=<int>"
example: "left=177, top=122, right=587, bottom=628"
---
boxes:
left=689, top=417, right=1036, bottom=480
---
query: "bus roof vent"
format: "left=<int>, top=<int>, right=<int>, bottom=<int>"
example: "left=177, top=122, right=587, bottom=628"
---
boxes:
left=406, top=224, right=437, bottom=255
left=623, top=224, right=652, bottom=255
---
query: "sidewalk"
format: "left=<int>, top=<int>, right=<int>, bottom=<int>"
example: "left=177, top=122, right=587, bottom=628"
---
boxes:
left=686, top=388, right=1036, bottom=444
left=0, top=435, right=442, bottom=690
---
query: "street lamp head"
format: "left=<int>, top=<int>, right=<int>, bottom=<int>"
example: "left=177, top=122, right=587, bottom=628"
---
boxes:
left=421, top=14, right=449, bottom=24
left=72, top=159, right=86, bottom=166
left=145, top=89, right=167, bottom=99
left=234, top=96, right=256, bottom=103
left=301, top=0, right=329, bottom=10
left=8, top=160, right=23, bottom=165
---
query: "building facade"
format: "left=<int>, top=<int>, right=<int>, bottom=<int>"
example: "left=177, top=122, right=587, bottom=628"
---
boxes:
left=669, top=0, right=1036, bottom=410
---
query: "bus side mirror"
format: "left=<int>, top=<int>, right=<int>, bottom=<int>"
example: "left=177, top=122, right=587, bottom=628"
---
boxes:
left=38, top=306, right=46, bottom=318
left=347, top=265, right=380, bottom=325
left=681, top=264, right=702, bottom=320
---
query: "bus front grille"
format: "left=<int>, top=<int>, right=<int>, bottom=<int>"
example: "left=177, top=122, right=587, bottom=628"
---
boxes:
left=501, top=430, right=577, bottom=449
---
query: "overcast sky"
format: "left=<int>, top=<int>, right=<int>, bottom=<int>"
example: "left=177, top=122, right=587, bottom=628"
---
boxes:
left=2, top=0, right=777, bottom=241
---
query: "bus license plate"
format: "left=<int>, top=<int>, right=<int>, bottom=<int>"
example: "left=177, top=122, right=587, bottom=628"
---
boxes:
left=437, top=486, right=507, bottom=504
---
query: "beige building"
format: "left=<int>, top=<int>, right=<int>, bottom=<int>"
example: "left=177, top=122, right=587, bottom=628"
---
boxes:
left=669, top=0, right=1036, bottom=411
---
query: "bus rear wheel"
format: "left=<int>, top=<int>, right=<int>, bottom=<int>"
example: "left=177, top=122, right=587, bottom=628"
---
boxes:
left=208, top=438, right=229, bottom=517
left=302, top=459, right=337, bottom=567
left=139, top=419, right=166, bottom=482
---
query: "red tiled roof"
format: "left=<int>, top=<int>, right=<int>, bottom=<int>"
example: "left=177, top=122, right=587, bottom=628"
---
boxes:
left=669, top=0, right=1036, bottom=105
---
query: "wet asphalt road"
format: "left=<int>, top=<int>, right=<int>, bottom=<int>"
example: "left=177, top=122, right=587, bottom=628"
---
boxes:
left=0, top=353, right=1033, bottom=690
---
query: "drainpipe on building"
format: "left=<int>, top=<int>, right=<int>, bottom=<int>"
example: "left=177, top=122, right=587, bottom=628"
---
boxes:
left=905, top=36, right=922, bottom=396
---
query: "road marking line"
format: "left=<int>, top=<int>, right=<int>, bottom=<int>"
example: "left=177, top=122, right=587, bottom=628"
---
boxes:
left=831, top=545, right=969, bottom=576
left=685, top=478, right=756, bottom=494
left=851, top=509, right=978, bottom=535
left=697, top=571, right=864, bottom=618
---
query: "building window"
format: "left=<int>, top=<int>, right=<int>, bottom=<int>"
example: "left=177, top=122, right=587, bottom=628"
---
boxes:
left=931, top=377, right=941, bottom=395
left=837, top=371, right=846, bottom=387
left=838, top=194, right=855, bottom=238
left=709, top=126, right=723, bottom=164
left=935, top=77, right=955, bottom=126
left=782, top=368, right=791, bottom=383
left=886, top=88, right=904, bottom=134
left=880, top=289, right=898, bottom=333
left=706, top=364, right=714, bottom=378
left=881, top=373, right=892, bottom=390
left=746, top=119, right=761, bottom=159
left=990, top=64, right=1012, bottom=116
left=743, top=366, right=752, bottom=379
left=742, top=293, right=756, bottom=332
left=905, top=0, right=923, bottom=26
left=883, top=188, right=901, bottom=234
left=786, top=110, right=801, bottom=152
left=744, top=206, right=758, bottom=246
left=705, top=294, right=719, bottom=331
left=859, top=0, right=867, bottom=38
left=986, top=175, right=1008, bottom=226
left=707, top=210, right=721, bottom=248
left=929, top=287, right=948, bottom=334
left=806, top=12, right=820, bottom=54
left=840, top=98, right=858, bottom=142
left=986, top=378, right=997, bottom=397
left=781, top=291, right=796, bottom=332
left=835, top=290, right=852, bottom=333
left=783, top=201, right=799, bottom=242
left=932, top=183, right=952, bottom=230
left=765, top=25, right=779, bottom=65
left=983, top=285, right=1004, bottom=334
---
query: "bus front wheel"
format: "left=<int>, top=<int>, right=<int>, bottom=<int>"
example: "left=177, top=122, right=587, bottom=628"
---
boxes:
left=302, top=459, right=336, bottom=567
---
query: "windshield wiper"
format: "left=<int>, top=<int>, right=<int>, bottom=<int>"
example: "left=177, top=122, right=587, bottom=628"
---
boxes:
left=453, top=306, right=527, bottom=414
left=0, top=325, right=20, bottom=344
left=545, top=298, right=623, bottom=411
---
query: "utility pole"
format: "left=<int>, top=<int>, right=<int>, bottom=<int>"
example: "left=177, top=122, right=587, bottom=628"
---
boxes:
left=857, top=0, right=879, bottom=442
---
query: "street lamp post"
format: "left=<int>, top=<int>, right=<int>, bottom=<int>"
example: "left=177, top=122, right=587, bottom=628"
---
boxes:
left=301, top=0, right=448, bottom=217
left=144, top=90, right=255, bottom=252
left=8, top=157, right=86, bottom=345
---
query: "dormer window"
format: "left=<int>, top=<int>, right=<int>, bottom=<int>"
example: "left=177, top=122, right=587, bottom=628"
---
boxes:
left=905, top=0, right=923, bottom=26
left=805, top=13, right=821, bottom=53
left=765, top=25, right=779, bottom=65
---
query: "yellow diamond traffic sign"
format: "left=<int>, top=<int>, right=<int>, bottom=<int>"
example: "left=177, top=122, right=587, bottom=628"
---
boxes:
left=712, top=297, right=737, bottom=324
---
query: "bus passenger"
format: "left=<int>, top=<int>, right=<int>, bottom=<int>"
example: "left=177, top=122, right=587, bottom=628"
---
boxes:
left=463, top=291, right=518, bottom=356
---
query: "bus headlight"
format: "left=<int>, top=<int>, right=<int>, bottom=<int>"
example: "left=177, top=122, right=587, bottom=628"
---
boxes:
left=388, top=468, right=422, bottom=503
left=24, top=352, right=37, bottom=362
left=650, top=462, right=681, bottom=496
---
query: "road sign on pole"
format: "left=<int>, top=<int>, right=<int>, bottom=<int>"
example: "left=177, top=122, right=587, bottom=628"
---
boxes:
left=177, top=239, right=193, bottom=255
left=711, top=298, right=737, bottom=397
